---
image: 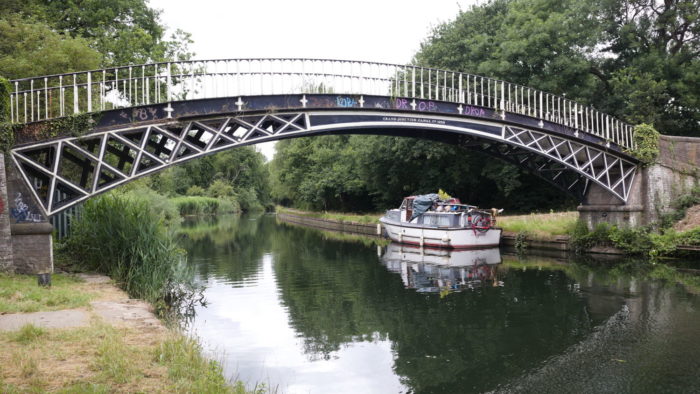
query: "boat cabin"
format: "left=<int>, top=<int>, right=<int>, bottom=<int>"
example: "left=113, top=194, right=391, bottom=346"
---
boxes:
left=397, top=196, right=484, bottom=228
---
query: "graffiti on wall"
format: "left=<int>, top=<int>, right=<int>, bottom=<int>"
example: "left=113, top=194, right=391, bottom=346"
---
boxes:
left=10, top=193, right=42, bottom=223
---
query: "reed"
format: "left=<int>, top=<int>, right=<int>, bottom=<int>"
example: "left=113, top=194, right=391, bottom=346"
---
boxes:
left=61, top=194, right=198, bottom=314
left=171, top=196, right=240, bottom=216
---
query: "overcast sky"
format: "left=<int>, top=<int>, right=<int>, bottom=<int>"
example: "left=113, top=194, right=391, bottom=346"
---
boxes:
left=148, top=0, right=476, bottom=159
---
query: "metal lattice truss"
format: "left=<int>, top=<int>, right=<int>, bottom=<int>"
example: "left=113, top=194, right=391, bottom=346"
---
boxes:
left=11, top=112, right=309, bottom=215
left=10, top=112, right=637, bottom=216
left=501, top=126, right=637, bottom=201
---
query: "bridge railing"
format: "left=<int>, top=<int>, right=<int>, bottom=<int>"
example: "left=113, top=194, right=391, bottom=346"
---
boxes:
left=7, top=58, right=635, bottom=149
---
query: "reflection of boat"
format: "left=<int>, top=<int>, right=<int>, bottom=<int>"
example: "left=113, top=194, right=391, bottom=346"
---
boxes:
left=379, top=194, right=502, bottom=249
left=380, top=243, right=503, bottom=293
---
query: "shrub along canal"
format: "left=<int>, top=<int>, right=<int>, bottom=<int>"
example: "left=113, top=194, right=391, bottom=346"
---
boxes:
left=177, top=214, right=700, bottom=394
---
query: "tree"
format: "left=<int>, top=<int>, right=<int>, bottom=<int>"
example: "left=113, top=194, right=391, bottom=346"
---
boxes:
left=37, top=0, right=191, bottom=65
left=416, top=0, right=700, bottom=135
left=0, top=15, right=101, bottom=79
left=0, top=0, right=195, bottom=78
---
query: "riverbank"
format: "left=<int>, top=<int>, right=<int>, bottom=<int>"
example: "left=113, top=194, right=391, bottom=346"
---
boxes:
left=277, top=208, right=577, bottom=250
left=0, top=273, right=252, bottom=393
left=276, top=207, right=700, bottom=257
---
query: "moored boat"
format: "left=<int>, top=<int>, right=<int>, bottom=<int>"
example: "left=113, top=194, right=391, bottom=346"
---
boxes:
left=379, top=194, right=502, bottom=249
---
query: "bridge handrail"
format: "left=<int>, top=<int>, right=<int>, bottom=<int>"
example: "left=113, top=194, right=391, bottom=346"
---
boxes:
left=6, top=58, right=635, bottom=150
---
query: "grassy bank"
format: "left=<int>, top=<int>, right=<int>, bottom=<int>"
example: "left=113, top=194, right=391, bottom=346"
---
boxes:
left=0, top=274, right=95, bottom=313
left=496, top=211, right=578, bottom=239
left=0, top=274, right=257, bottom=393
left=277, top=206, right=578, bottom=238
left=58, top=195, right=195, bottom=314
left=277, top=206, right=381, bottom=225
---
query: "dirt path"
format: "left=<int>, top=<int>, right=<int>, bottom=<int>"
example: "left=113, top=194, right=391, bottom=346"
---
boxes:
left=0, top=273, right=165, bottom=333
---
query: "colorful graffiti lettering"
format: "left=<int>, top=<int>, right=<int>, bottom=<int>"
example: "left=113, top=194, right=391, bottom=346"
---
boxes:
left=463, top=106, right=486, bottom=117
left=417, top=101, right=438, bottom=111
left=394, top=98, right=438, bottom=111
left=336, top=96, right=358, bottom=107
left=395, top=98, right=410, bottom=110
left=10, top=193, right=42, bottom=223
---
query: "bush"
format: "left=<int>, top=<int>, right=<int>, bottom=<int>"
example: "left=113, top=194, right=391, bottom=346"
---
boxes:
left=629, top=123, right=660, bottom=166
left=119, top=186, right=180, bottom=224
left=206, top=180, right=234, bottom=198
left=235, top=187, right=264, bottom=212
left=61, top=194, right=197, bottom=313
left=171, top=196, right=240, bottom=216
left=185, top=185, right=206, bottom=196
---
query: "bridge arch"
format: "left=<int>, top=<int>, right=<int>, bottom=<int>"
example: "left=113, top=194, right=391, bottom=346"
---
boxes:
left=9, top=95, right=637, bottom=216
left=4, top=59, right=639, bottom=216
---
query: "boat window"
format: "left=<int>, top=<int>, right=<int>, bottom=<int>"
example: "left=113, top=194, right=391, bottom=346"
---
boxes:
left=424, top=214, right=453, bottom=227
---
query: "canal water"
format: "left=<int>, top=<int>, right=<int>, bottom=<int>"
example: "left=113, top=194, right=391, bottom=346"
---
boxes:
left=177, top=214, right=700, bottom=394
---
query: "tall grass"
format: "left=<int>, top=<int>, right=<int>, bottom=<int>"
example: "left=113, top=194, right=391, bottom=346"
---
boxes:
left=60, top=194, right=199, bottom=314
left=171, top=196, right=240, bottom=216
left=497, top=211, right=579, bottom=238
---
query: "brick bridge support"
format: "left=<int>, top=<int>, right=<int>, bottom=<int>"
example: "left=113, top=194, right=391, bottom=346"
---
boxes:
left=579, top=135, right=700, bottom=229
left=0, top=153, right=53, bottom=275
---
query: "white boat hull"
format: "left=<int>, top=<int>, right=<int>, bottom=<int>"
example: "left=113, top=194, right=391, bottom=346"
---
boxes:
left=380, top=218, right=501, bottom=249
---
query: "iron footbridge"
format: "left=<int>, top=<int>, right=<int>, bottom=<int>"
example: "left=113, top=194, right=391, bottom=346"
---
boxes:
left=4, top=58, right=639, bottom=215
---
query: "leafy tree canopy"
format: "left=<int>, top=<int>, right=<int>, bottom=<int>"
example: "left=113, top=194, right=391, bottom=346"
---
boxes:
left=0, top=0, right=194, bottom=79
left=415, top=0, right=700, bottom=136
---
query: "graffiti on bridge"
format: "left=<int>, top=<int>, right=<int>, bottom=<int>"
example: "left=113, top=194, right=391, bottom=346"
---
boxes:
left=336, top=96, right=358, bottom=107
left=10, top=193, right=42, bottom=223
left=394, top=98, right=439, bottom=112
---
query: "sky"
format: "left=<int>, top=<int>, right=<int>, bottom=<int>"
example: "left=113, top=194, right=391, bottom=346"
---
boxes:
left=148, top=0, right=477, bottom=159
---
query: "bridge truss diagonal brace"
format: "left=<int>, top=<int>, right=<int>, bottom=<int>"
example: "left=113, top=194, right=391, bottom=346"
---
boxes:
left=502, top=126, right=638, bottom=202
left=10, top=112, right=310, bottom=216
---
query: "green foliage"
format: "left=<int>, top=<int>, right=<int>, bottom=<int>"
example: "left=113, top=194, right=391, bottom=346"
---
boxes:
left=514, top=231, right=529, bottom=252
left=607, top=226, right=656, bottom=255
left=0, top=0, right=194, bottom=75
left=60, top=194, right=197, bottom=313
left=569, top=221, right=614, bottom=254
left=117, top=185, right=180, bottom=224
left=24, top=113, right=99, bottom=140
left=154, top=336, right=254, bottom=393
left=235, top=187, right=264, bottom=212
left=0, top=14, right=102, bottom=79
left=416, top=0, right=700, bottom=136
left=629, top=124, right=661, bottom=165
left=0, top=76, right=10, bottom=122
left=0, top=122, right=18, bottom=152
left=11, top=324, right=46, bottom=344
left=270, top=135, right=575, bottom=212
left=659, top=186, right=700, bottom=228
left=569, top=219, right=700, bottom=258
left=150, top=147, right=271, bottom=212
left=206, top=179, right=234, bottom=198
left=171, top=196, right=240, bottom=216
left=185, top=185, right=206, bottom=196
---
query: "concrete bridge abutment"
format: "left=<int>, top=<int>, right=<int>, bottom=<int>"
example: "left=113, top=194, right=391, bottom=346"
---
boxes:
left=0, top=153, right=53, bottom=275
left=579, top=135, right=700, bottom=229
